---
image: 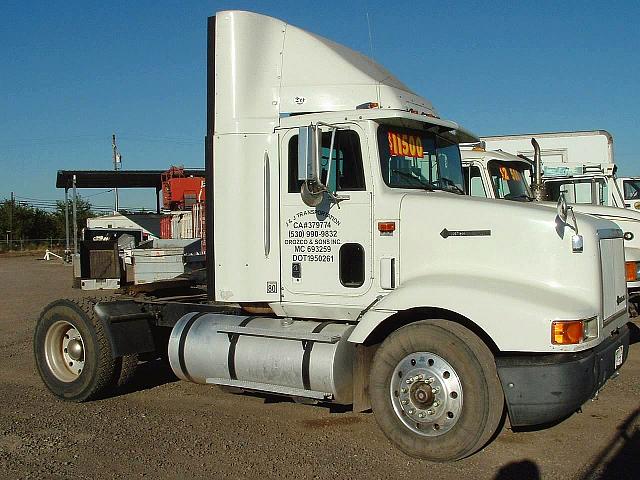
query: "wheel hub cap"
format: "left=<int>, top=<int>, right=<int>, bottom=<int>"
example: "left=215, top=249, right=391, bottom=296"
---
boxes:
left=67, top=339, right=84, bottom=360
left=44, top=321, right=86, bottom=382
left=390, top=352, right=463, bottom=437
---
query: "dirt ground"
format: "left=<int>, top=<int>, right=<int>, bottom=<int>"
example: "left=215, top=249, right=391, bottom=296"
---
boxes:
left=0, top=255, right=638, bottom=480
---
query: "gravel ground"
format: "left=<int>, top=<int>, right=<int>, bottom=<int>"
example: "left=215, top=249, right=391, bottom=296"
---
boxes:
left=0, top=255, right=638, bottom=479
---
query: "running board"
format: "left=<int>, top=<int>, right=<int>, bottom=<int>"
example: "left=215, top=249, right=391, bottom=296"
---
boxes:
left=205, top=377, right=334, bottom=401
left=216, top=325, right=341, bottom=344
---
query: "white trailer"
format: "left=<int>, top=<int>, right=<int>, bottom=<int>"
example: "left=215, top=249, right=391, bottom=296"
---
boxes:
left=33, top=11, right=631, bottom=462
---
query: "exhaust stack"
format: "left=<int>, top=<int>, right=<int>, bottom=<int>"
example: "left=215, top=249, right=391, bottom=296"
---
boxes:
left=531, top=138, right=547, bottom=201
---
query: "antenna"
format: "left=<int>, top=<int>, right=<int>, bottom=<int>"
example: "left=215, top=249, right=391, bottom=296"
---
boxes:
left=365, top=11, right=374, bottom=59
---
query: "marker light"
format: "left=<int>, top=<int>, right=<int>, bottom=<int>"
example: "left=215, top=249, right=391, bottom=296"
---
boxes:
left=378, top=222, right=396, bottom=235
left=625, top=261, right=638, bottom=282
left=356, top=102, right=379, bottom=109
left=551, top=320, right=585, bottom=345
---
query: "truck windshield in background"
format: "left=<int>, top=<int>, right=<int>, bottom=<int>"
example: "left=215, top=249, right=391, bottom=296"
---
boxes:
left=623, top=179, right=640, bottom=201
left=378, top=126, right=464, bottom=193
left=487, top=160, right=533, bottom=201
left=545, top=177, right=609, bottom=205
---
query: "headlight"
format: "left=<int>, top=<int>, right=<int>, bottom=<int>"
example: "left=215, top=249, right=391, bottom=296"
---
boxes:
left=551, top=317, right=598, bottom=345
left=625, top=261, right=639, bottom=282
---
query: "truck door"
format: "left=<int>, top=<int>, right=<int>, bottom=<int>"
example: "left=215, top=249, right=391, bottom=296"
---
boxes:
left=279, top=126, right=373, bottom=303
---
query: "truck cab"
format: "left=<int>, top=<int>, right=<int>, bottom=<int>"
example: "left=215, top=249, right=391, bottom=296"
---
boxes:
left=617, top=176, right=640, bottom=210
left=33, top=11, right=631, bottom=462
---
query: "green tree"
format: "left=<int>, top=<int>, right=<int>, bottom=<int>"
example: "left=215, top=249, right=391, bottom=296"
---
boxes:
left=0, top=195, right=96, bottom=244
left=53, top=196, right=96, bottom=239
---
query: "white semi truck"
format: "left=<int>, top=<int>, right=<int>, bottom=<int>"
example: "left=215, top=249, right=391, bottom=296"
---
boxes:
left=461, top=146, right=640, bottom=315
left=617, top=176, right=640, bottom=211
left=481, top=131, right=631, bottom=208
left=33, top=11, right=631, bottom=461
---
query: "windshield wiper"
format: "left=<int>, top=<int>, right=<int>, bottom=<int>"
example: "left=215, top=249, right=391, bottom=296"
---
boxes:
left=504, top=194, right=535, bottom=202
left=392, top=169, right=434, bottom=191
left=440, top=177, right=465, bottom=195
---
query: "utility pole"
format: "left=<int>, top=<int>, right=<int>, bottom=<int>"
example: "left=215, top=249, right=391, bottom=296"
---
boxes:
left=112, top=134, right=122, bottom=213
left=9, top=191, right=14, bottom=250
left=72, top=175, right=78, bottom=254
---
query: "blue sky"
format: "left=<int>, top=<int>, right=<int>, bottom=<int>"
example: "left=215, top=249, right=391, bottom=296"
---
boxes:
left=1, top=0, right=638, bottom=210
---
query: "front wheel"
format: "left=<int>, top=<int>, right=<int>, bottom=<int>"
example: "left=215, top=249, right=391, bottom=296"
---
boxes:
left=369, top=320, right=504, bottom=461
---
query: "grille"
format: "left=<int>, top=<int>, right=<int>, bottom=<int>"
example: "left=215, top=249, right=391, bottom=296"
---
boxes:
left=599, top=237, right=626, bottom=324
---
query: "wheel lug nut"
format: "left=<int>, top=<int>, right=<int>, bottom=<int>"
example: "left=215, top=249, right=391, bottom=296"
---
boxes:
left=401, top=399, right=408, bottom=405
left=433, top=401, right=440, bottom=407
left=427, top=409, right=434, bottom=415
left=400, top=387, right=408, bottom=394
left=418, top=412, right=425, bottom=419
left=432, top=386, right=440, bottom=393
left=408, top=409, right=415, bottom=415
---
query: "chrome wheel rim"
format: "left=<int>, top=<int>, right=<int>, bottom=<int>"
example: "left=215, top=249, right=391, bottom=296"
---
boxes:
left=44, top=320, right=85, bottom=382
left=389, top=352, right=463, bottom=436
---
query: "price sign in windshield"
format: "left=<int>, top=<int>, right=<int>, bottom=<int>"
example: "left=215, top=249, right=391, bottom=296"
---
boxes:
left=388, top=131, right=424, bottom=158
left=498, top=166, right=523, bottom=181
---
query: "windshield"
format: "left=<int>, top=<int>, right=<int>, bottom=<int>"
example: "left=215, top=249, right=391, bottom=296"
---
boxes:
left=545, top=177, right=608, bottom=205
left=623, top=179, right=640, bottom=200
left=378, top=125, right=464, bottom=193
left=487, top=160, right=533, bottom=201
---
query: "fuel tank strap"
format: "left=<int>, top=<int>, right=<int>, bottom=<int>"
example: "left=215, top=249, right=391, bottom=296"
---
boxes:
left=227, top=316, right=257, bottom=380
left=302, top=322, right=333, bottom=390
left=178, top=312, right=209, bottom=382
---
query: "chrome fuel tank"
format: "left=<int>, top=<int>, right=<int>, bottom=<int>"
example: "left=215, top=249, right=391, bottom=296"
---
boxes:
left=167, top=313, right=356, bottom=404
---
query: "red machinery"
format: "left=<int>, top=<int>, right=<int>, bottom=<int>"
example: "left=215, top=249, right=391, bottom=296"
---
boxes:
left=161, top=166, right=205, bottom=210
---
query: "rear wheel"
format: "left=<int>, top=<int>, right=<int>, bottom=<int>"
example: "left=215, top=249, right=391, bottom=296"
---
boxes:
left=369, top=320, right=504, bottom=461
left=34, top=299, right=119, bottom=401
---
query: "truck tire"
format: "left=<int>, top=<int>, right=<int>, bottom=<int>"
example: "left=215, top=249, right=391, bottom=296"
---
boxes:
left=34, top=299, right=119, bottom=401
left=369, top=320, right=504, bottom=461
left=115, top=354, right=139, bottom=388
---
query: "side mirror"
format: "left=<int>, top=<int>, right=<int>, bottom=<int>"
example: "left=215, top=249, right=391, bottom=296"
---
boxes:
left=298, top=125, right=325, bottom=207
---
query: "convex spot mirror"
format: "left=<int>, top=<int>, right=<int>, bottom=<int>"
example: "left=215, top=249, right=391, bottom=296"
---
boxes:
left=557, top=193, right=568, bottom=223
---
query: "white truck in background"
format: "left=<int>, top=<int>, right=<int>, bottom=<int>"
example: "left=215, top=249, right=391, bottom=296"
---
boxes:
left=461, top=145, right=640, bottom=315
left=33, top=11, right=631, bottom=462
left=617, top=176, right=640, bottom=211
left=481, top=131, right=628, bottom=208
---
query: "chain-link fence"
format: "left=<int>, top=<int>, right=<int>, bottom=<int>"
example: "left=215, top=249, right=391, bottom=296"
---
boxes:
left=0, top=238, right=69, bottom=253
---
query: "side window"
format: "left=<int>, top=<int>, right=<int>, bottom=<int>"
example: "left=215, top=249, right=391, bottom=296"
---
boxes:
left=469, top=166, right=487, bottom=198
left=573, top=182, right=593, bottom=203
left=288, top=130, right=365, bottom=193
left=339, top=243, right=365, bottom=288
left=598, top=179, right=608, bottom=206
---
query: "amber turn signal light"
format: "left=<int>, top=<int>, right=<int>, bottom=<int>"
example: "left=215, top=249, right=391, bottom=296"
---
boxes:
left=378, top=222, right=396, bottom=233
left=551, top=320, right=584, bottom=345
left=625, top=262, right=638, bottom=282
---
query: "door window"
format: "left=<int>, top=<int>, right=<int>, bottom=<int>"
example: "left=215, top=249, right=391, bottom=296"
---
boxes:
left=288, top=130, right=365, bottom=193
left=464, top=166, right=487, bottom=197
